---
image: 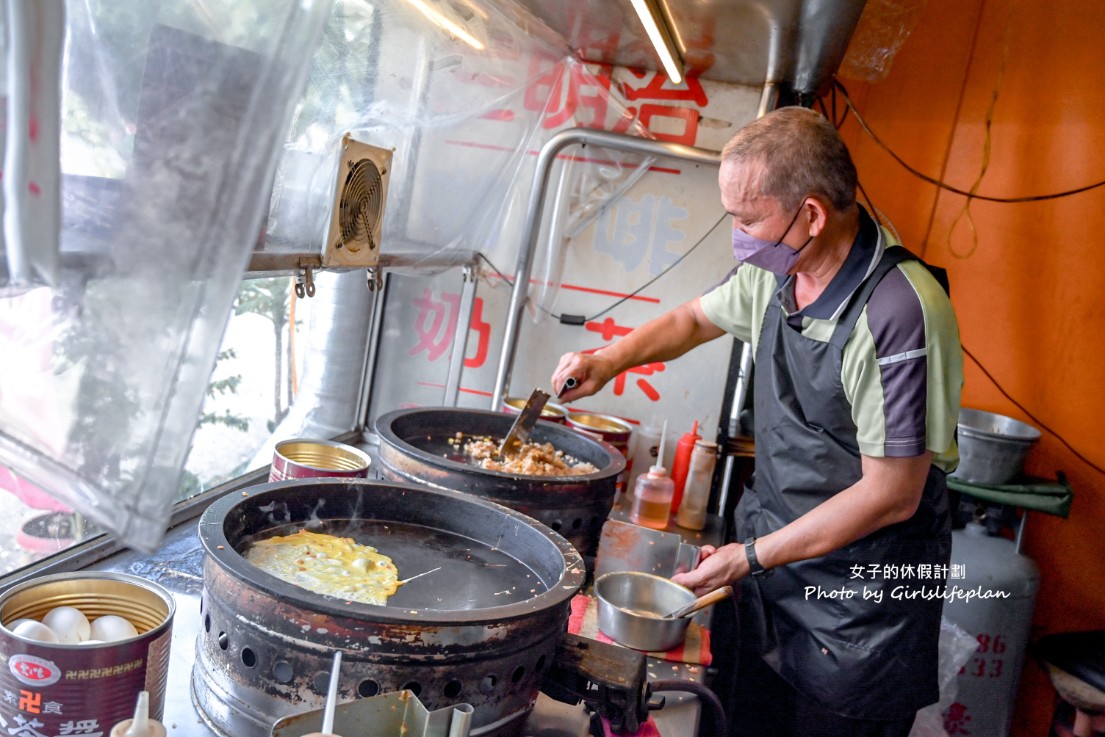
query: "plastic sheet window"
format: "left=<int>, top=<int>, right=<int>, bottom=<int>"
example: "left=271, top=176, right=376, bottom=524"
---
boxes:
left=0, top=0, right=334, bottom=553
left=0, top=272, right=340, bottom=578
left=0, top=0, right=698, bottom=559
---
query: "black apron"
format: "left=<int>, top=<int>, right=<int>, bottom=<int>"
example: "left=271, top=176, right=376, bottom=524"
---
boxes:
left=735, top=246, right=952, bottom=720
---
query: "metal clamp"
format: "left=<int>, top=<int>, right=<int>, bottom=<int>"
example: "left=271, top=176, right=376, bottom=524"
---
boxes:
left=542, top=633, right=652, bottom=734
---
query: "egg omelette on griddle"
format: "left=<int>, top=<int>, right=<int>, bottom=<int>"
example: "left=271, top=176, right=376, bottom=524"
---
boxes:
left=244, top=529, right=401, bottom=606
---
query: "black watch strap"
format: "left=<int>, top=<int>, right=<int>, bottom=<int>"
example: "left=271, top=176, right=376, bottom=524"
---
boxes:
left=745, top=538, right=772, bottom=578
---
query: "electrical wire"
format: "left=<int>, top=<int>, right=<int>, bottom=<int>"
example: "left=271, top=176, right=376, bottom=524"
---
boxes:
left=828, top=79, right=1104, bottom=479
left=833, top=79, right=1105, bottom=203
left=812, top=94, right=899, bottom=254
left=650, top=679, right=728, bottom=737
left=476, top=211, right=728, bottom=324
left=961, top=345, right=1104, bottom=478
left=475, top=253, right=570, bottom=321
left=816, top=83, right=850, bottom=130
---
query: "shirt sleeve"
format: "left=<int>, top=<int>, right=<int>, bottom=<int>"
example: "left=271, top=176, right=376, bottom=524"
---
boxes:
left=842, top=260, right=963, bottom=471
left=698, top=263, right=776, bottom=349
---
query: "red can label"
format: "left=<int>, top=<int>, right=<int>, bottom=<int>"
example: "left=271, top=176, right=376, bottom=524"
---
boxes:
left=8, top=654, right=61, bottom=687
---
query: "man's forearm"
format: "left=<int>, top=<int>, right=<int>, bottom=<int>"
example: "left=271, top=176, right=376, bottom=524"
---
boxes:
left=594, top=300, right=723, bottom=379
left=754, top=453, right=932, bottom=571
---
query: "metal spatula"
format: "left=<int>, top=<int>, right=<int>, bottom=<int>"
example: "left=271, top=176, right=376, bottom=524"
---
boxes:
left=498, top=388, right=550, bottom=458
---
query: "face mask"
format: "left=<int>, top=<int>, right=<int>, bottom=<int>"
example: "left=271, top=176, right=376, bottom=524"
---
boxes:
left=731, top=203, right=812, bottom=275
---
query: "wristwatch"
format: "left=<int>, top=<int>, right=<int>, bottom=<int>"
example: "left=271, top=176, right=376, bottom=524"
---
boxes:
left=744, top=538, right=773, bottom=578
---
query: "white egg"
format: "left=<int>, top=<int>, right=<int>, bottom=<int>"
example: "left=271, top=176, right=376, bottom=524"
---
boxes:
left=89, top=615, right=138, bottom=642
left=43, top=606, right=91, bottom=644
left=12, top=620, right=59, bottom=644
left=3, top=618, right=36, bottom=633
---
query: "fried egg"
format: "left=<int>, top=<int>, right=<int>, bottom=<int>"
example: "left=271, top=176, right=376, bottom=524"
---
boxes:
left=244, top=529, right=401, bottom=606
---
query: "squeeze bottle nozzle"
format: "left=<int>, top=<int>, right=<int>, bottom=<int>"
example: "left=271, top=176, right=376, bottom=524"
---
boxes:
left=110, top=691, right=167, bottom=737
left=626, top=417, right=663, bottom=496
left=651, top=420, right=668, bottom=474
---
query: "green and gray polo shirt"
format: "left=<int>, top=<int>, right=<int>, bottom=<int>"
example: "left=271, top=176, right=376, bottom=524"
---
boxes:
left=700, top=208, right=963, bottom=473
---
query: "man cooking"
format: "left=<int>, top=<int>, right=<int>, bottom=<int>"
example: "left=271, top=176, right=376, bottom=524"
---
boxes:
left=552, top=106, right=963, bottom=737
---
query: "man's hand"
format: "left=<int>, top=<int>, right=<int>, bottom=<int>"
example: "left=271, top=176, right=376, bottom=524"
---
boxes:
left=550, top=297, right=725, bottom=401
left=671, top=543, right=747, bottom=596
left=551, top=350, right=617, bottom=401
left=673, top=452, right=935, bottom=597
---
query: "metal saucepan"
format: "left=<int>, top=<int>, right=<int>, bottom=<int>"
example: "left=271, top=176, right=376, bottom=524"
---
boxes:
left=595, top=571, right=729, bottom=651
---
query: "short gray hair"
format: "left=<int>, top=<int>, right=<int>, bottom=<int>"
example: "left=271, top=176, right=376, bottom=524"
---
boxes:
left=721, top=106, right=857, bottom=212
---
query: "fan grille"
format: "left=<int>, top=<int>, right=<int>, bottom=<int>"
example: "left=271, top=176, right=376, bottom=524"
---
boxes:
left=337, top=158, right=384, bottom=253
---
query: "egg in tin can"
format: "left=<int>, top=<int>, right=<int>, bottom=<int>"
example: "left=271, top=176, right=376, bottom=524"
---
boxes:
left=0, top=572, right=174, bottom=735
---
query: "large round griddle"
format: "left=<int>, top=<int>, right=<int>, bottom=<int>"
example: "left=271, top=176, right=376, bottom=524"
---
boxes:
left=199, top=477, right=583, bottom=621
left=194, top=478, right=585, bottom=737
left=374, top=407, right=625, bottom=556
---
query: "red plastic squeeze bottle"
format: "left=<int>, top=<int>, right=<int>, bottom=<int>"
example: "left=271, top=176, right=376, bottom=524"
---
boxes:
left=669, top=420, right=700, bottom=513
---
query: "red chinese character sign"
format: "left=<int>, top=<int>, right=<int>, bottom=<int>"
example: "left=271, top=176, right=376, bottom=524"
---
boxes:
left=582, top=319, right=665, bottom=402
left=366, top=43, right=760, bottom=444
left=408, top=289, right=491, bottom=369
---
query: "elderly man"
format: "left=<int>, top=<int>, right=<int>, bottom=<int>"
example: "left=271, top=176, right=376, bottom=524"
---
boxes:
left=553, top=106, right=963, bottom=737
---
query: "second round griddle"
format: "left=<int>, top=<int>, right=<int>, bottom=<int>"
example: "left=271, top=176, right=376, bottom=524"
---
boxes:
left=374, top=407, right=625, bottom=555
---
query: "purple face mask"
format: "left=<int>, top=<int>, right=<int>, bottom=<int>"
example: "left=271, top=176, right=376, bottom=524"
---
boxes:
left=731, top=204, right=812, bottom=275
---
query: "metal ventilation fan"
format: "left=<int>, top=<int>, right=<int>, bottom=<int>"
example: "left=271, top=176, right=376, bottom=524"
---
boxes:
left=322, top=133, right=393, bottom=268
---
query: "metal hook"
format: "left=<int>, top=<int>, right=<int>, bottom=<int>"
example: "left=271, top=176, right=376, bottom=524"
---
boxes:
left=295, top=266, right=316, bottom=298
left=367, top=266, right=383, bottom=292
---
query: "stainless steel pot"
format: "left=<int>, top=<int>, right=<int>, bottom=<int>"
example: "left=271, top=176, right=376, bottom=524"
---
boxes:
left=952, top=408, right=1041, bottom=485
left=594, top=571, right=695, bottom=652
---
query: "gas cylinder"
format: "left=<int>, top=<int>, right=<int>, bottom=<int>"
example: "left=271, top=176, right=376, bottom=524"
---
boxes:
left=941, top=521, right=1039, bottom=737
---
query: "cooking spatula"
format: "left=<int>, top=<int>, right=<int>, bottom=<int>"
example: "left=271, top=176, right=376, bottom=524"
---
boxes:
left=498, top=388, right=550, bottom=458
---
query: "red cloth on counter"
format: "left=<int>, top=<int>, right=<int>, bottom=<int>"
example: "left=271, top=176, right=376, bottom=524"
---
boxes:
left=567, top=593, right=712, bottom=666
left=599, top=715, right=662, bottom=737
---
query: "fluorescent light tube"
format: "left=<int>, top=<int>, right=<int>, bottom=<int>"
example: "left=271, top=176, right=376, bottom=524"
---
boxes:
left=629, top=0, right=684, bottom=84
left=404, top=0, right=485, bottom=50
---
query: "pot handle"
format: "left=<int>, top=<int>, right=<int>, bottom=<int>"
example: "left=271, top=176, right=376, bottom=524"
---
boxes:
left=665, top=585, right=733, bottom=619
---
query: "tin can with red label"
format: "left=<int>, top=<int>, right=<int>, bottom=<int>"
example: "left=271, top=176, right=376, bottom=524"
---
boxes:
left=270, top=438, right=373, bottom=482
left=566, top=411, right=633, bottom=492
left=0, top=572, right=174, bottom=734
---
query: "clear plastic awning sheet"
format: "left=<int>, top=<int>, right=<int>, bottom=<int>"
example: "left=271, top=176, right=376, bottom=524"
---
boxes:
left=0, top=0, right=670, bottom=554
left=262, top=0, right=651, bottom=287
left=0, top=0, right=333, bottom=551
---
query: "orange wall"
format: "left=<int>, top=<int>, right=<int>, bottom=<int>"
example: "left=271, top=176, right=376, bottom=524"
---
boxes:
left=832, top=1, right=1105, bottom=734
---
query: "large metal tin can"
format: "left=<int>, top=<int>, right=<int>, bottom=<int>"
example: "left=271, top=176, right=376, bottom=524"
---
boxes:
left=566, top=411, right=633, bottom=492
left=0, top=572, right=175, bottom=735
left=502, top=396, right=568, bottom=424
left=270, top=438, right=373, bottom=482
